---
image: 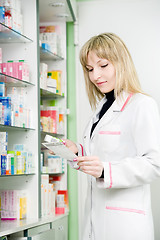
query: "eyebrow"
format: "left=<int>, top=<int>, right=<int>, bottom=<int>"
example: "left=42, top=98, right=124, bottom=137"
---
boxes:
left=86, top=59, right=107, bottom=67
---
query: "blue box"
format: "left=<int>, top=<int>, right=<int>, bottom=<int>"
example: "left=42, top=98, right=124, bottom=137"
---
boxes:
left=0, top=7, right=5, bottom=24
left=1, top=154, right=6, bottom=175
left=0, top=82, right=5, bottom=97
left=0, top=97, right=11, bottom=125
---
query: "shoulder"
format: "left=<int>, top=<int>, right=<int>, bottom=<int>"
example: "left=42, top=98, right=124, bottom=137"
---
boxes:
left=130, top=93, right=160, bottom=117
left=131, top=93, right=158, bottom=108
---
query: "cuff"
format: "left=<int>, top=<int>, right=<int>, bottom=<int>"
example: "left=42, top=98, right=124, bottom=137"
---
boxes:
left=96, top=162, right=112, bottom=189
left=76, top=143, right=84, bottom=156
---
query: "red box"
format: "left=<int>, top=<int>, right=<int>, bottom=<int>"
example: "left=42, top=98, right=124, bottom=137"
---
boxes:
left=55, top=207, right=65, bottom=215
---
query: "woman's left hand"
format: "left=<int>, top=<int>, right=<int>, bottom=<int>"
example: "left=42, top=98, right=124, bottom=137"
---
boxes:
left=76, top=156, right=104, bottom=178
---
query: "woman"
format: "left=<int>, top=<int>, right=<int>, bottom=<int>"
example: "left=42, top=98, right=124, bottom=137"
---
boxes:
left=65, top=33, right=160, bottom=240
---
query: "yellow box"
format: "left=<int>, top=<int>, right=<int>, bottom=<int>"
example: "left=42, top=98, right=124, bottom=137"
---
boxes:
left=19, top=195, right=27, bottom=219
left=48, top=71, right=62, bottom=95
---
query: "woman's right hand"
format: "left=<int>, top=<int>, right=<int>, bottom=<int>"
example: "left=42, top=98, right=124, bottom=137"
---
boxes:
left=64, top=139, right=78, bottom=154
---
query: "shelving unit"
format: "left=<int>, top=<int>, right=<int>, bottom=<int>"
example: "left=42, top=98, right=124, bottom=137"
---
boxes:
left=39, top=18, right=68, bottom=220
left=0, top=73, right=35, bottom=87
left=40, top=88, right=64, bottom=100
left=0, top=0, right=39, bottom=235
left=0, top=23, right=33, bottom=43
left=40, top=47, right=64, bottom=61
left=0, top=0, right=76, bottom=239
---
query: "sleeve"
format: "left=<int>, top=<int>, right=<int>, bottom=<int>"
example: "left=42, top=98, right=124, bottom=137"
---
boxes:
left=96, top=97, right=160, bottom=189
left=76, top=143, right=85, bottom=156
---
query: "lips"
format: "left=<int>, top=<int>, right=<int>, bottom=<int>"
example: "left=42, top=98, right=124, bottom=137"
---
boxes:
left=97, top=81, right=107, bottom=86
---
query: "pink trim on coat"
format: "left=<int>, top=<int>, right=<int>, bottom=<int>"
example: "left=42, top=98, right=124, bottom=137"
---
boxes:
left=107, top=162, right=112, bottom=189
left=80, top=144, right=84, bottom=156
left=120, top=93, right=133, bottom=112
left=106, top=206, right=145, bottom=215
left=99, top=131, right=121, bottom=135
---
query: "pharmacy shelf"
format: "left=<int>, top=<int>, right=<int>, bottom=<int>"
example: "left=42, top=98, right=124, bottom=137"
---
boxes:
left=0, top=124, right=35, bottom=131
left=0, top=212, right=69, bottom=237
left=40, top=88, right=64, bottom=99
left=0, top=73, right=35, bottom=87
left=40, top=47, right=64, bottom=61
left=0, top=174, right=35, bottom=177
left=0, top=22, right=33, bottom=43
left=41, top=172, right=63, bottom=175
left=41, top=131, right=64, bottom=137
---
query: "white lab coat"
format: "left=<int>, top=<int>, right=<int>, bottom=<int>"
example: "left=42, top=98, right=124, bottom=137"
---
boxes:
left=77, top=92, right=160, bottom=240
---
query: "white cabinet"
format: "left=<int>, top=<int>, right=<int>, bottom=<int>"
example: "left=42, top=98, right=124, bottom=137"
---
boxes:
left=39, top=0, right=76, bottom=217
left=0, top=0, right=76, bottom=238
left=0, top=0, right=39, bottom=223
left=51, top=216, right=68, bottom=240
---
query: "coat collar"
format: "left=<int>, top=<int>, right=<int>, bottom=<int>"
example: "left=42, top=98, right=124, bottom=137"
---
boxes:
left=112, top=92, right=133, bottom=112
left=93, top=91, right=133, bottom=122
left=90, top=91, right=133, bottom=139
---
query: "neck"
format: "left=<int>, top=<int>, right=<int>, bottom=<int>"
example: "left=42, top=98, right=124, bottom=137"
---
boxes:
left=105, top=89, right=115, bottom=100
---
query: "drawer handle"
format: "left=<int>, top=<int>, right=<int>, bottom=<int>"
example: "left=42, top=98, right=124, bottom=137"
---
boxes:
left=58, top=225, right=64, bottom=231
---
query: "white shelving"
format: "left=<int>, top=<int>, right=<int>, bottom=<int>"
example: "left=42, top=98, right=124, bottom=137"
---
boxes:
left=0, top=0, right=39, bottom=231
left=0, top=0, right=76, bottom=238
left=39, top=20, right=68, bottom=218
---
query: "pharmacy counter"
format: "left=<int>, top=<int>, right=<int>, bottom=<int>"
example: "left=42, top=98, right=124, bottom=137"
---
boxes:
left=0, top=212, right=68, bottom=240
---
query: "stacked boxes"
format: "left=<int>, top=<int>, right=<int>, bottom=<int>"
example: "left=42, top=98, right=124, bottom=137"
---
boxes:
left=0, top=49, right=30, bottom=82
left=0, top=190, right=27, bottom=220
left=0, top=138, right=34, bottom=176
left=0, top=96, right=11, bottom=126
left=41, top=174, right=55, bottom=217
left=41, top=154, right=65, bottom=174
left=40, top=105, right=65, bottom=135
left=0, top=86, right=32, bottom=128
left=39, top=66, right=59, bottom=94
left=40, top=106, right=58, bottom=133
left=49, top=175, right=68, bottom=215
left=0, top=60, right=30, bottom=82
left=0, top=0, right=23, bottom=34
left=39, top=25, right=62, bottom=56
left=47, top=155, right=63, bottom=174
left=48, top=71, right=62, bottom=95
left=47, top=72, right=57, bottom=93
left=40, top=63, right=48, bottom=90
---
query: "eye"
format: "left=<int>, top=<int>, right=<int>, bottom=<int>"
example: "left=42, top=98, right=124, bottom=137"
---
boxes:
left=86, top=68, right=93, bottom=72
left=101, top=64, right=108, bottom=68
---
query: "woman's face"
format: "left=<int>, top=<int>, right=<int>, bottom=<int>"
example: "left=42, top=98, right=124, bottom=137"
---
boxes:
left=86, top=51, right=116, bottom=94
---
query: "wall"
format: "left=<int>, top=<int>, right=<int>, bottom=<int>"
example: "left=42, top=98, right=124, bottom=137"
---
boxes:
left=67, top=23, right=79, bottom=240
left=76, top=0, right=160, bottom=239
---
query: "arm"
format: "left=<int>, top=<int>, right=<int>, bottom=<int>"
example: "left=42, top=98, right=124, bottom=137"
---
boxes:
left=97, top=97, right=160, bottom=189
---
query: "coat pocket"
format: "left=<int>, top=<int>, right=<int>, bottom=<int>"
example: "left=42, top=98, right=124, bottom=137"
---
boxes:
left=106, top=206, right=145, bottom=215
left=98, top=124, right=121, bottom=153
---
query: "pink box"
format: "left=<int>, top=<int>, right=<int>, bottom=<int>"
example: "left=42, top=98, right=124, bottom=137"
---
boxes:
left=12, top=62, right=19, bottom=78
left=18, top=62, right=24, bottom=80
left=0, top=48, right=2, bottom=63
left=7, top=62, right=13, bottom=77
left=0, top=63, right=2, bottom=73
left=55, top=207, right=65, bottom=215
left=26, top=64, right=29, bottom=82
left=1, top=190, right=17, bottom=220
left=2, top=63, right=7, bottom=75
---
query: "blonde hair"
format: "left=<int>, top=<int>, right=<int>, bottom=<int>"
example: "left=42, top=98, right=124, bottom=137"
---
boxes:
left=79, top=32, right=143, bottom=109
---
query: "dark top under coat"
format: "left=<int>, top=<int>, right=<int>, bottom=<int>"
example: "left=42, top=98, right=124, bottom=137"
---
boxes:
left=90, top=90, right=115, bottom=178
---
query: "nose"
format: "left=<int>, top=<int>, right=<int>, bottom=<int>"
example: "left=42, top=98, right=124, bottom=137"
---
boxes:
left=93, top=69, right=101, bottom=81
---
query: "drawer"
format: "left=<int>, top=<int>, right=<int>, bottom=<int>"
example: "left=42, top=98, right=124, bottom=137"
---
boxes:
left=51, top=216, right=68, bottom=240
left=8, top=228, right=55, bottom=240
left=26, top=223, right=50, bottom=236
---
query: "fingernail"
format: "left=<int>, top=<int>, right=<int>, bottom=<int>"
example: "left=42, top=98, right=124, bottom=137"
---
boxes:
left=73, top=158, right=77, bottom=162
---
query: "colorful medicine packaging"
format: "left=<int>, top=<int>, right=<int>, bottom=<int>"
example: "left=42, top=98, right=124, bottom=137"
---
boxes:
left=0, top=61, right=29, bottom=82
left=0, top=190, right=27, bottom=220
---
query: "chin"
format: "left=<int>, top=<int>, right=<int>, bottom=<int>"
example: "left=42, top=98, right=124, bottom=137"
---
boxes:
left=100, top=89, right=111, bottom=94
